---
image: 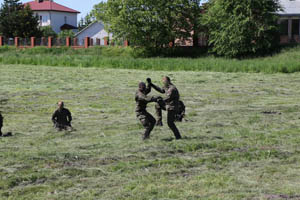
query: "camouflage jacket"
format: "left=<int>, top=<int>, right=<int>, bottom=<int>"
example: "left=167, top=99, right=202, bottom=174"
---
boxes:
left=151, top=83, right=180, bottom=111
left=135, top=84, right=156, bottom=113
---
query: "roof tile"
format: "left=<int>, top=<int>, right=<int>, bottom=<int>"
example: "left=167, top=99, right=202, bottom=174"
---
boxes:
left=25, top=1, right=80, bottom=13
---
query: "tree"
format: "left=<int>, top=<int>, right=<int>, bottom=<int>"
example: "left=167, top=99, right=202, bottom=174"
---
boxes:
left=78, top=13, right=95, bottom=31
left=58, top=30, right=75, bottom=39
left=179, top=0, right=205, bottom=47
left=0, top=0, right=41, bottom=38
left=18, top=5, right=42, bottom=38
left=98, top=0, right=192, bottom=49
left=40, top=26, right=57, bottom=38
left=91, top=2, right=108, bottom=23
left=203, top=0, right=282, bottom=57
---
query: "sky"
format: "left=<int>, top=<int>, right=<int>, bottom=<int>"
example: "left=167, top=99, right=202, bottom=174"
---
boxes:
left=0, top=0, right=103, bottom=20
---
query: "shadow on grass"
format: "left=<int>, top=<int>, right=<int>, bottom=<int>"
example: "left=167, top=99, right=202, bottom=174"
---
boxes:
left=161, top=135, right=220, bottom=142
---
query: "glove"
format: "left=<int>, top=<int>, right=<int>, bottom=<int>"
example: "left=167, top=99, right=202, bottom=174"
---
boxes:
left=156, top=96, right=163, bottom=101
left=152, top=96, right=162, bottom=102
left=146, top=78, right=152, bottom=84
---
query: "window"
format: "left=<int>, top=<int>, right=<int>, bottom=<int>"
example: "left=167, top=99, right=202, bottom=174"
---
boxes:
left=292, top=19, right=300, bottom=35
left=279, top=19, right=288, bottom=35
left=64, top=16, right=67, bottom=24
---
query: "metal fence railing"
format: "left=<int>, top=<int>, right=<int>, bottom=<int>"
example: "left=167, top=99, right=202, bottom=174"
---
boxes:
left=0, top=36, right=129, bottom=48
left=19, top=38, right=31, bottom=46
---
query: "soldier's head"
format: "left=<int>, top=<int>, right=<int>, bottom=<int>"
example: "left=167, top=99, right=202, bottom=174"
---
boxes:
left=162, top=76, right=171, bottom=87
left=57, top=101, right=64, bottom=110
left=138, top=82, right=146, bottom=93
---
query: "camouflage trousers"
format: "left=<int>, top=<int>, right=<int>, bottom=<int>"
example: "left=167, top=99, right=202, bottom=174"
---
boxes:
left=155, top=102, right=185, bottom=123
left=167, top=110, right=182, bottom=140
left=155, top=102, right=166, bottom=124
left=155, top=103, right=182, bottom=139
left=136, top=111, right=156, bottom=140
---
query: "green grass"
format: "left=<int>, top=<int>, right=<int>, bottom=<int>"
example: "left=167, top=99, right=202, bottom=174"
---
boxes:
left=1, top=64, right=300, bottom=199
left=1, top=45, right=300, bottom=73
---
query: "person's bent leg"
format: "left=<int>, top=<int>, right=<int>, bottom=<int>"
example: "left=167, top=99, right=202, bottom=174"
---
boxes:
left=147, top=112, right=156, bottom=133
left=167, top=110, right=182, bottom=140
left=143, top=112, right=156, bottom=139
left=155, top=103, right=163, bottom=126
left=138, top=113, right=151, bottom=140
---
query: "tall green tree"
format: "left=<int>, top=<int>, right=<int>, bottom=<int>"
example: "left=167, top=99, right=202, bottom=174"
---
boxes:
left=91, top=2, right=108, bottom=23
left=0, top=0, right=41, bottom=38
left=203, top=0, right=282, bottom=57
left=98, top=0, right=192, bottom=48
left=180, top=0, right=205, bottom=47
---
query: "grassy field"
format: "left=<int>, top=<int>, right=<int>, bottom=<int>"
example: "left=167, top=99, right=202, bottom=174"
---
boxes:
left=1, top=45, right=300, bottom=73
left=1, top=64, right=300, bottom=199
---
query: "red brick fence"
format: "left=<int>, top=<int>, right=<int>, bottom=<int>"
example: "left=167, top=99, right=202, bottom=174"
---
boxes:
left=0, top=36, right=129, bottom=48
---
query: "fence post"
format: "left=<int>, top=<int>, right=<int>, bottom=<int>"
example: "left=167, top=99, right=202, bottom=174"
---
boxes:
left=48, top=37, right=52, bottom=48
left=124, top=40, right=129, bottom=47
left=104, top=38, right=108, bottom=46
left=0, top=36, right=3, bottom=46
left=66, top=37, right=70, bottom=47
left=73, top=38, right=78, bottom=46
left=31, top=37, right=35, bottom=48
left=15, top=37, right=19, bottom=47
left=84, top=37, right=90, bottom=48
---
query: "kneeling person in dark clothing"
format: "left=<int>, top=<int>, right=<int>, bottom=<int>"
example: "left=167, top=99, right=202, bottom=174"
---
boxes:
left=52, top=101, right=73, bottom=131
left=0, top=112, right=12, bottom=137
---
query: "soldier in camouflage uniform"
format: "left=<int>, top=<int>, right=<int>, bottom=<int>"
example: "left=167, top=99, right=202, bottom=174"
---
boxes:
left=52, top=101, right=73, bottom=131
left=148, top=77, right=182, bottom=140
left=135, top=82, right=161, bottom=140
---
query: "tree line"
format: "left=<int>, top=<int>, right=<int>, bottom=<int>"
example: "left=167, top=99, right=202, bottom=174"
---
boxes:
left=91, top=0, right=282, bottom=57
left=0, top=0, right=282, bottom=58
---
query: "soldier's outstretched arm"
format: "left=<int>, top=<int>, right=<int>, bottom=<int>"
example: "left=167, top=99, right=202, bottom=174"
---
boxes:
left=137, top=93, right=158, bottom=103
left=145, top=83, right=152, bottom=95
left=151, top=83, right=165, bottom=94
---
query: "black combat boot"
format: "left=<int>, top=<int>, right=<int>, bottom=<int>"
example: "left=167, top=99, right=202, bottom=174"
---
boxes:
left=3, top=132, right=12, bottom=137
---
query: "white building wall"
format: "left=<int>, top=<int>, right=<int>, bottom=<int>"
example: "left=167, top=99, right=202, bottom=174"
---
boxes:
left=34, top=11, right=77, bottom=33
left=76, top=22, right=112, bottom=45
left=50, top=11, right=77, bottom=33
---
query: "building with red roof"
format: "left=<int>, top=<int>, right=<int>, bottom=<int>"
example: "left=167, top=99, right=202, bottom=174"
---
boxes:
left=25, top=0, right=80, bottom=33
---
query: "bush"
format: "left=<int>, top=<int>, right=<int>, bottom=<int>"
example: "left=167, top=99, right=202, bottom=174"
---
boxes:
left=203, top=0, right=281, bottom=58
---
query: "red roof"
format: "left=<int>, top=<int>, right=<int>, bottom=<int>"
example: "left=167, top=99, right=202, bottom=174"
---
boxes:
left=25, top=1, right=80, bottom=14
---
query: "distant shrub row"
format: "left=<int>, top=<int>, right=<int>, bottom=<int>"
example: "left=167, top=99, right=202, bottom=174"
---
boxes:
left=0, top=45, right=300, bottom=73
